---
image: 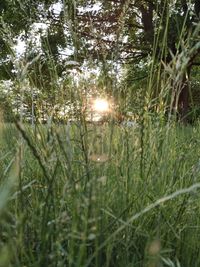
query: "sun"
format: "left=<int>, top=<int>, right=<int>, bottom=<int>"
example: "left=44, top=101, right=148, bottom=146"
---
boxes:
left=93, top=98, right=110, bottom=113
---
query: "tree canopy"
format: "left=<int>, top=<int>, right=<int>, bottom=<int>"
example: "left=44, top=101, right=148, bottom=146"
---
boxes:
left=0, top=0, right=200, bottom=122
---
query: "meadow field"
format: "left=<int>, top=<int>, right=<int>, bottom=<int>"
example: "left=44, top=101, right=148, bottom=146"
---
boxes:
left=0, top=0, right=200, bottom=266
left=0, top=119, right=200, bottom=267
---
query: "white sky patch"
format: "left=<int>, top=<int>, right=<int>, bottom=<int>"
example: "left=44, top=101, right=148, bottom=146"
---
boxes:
left=79, top=62, right=100, bottom=80
left=122, top=35, right=128, bottom=43
left=49, top=2, right=62, bottom=16
left=59, top=47, right=74, bottom=58
left=32, top=22, right=48, bottom=32
left=102, top=33, right=115, bottom=41
left=78, top=2, right=102, bottom=13
left=15, top=23, right=48, bottom=56
left=14, top=37, right=26, bottom=55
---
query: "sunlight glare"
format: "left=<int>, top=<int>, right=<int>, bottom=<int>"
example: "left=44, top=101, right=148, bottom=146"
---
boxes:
left=93, top=99, right=110, bottom=113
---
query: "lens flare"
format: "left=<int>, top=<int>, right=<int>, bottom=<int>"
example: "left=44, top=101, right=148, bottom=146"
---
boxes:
left=93, top=99, right=109, bottom=113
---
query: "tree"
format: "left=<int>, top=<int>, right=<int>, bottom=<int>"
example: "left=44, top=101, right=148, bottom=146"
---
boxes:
left=0, top=0, right=200, bottom=122
left=72, top=0, right=200, bottom=121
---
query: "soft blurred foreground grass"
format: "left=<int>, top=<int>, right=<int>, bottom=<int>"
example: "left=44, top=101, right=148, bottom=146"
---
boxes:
left=0, top=120, right=200, bottom=267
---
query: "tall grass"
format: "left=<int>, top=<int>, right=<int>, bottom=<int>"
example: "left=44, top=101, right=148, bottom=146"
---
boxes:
left=0, top=1, right=200, bottom=267
left=0, top=121, right=200, bottom=267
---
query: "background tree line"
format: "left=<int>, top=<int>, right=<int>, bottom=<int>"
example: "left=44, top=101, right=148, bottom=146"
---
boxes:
left=0, top=0, right=200, bottom=122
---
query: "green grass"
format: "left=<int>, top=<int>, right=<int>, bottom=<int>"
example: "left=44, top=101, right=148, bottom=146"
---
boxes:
left=1, top=1, right=200, bottom=266
left=0, top=120, right=200, bottom=267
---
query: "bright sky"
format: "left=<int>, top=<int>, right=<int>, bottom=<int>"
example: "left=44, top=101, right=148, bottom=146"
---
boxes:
left=15, top=38, right=26, bottom=55
left=78, top=2, right=102, bottom=13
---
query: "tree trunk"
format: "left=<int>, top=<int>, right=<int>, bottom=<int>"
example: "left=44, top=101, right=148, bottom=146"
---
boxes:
left=140, top=3, right=154, bottom=42
left=173, top=67, right=191, bottom=123
left=178, top=74, right=189, bottom=123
